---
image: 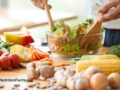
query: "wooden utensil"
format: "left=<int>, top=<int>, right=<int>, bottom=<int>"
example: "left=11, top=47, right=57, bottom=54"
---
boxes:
left=79, top=17, right=102, bottom=50
left=42, top=0, right=54, bottom=30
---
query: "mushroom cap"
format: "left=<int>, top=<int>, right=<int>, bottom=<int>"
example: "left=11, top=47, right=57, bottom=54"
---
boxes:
left=40, top=65, right=55, bottom=78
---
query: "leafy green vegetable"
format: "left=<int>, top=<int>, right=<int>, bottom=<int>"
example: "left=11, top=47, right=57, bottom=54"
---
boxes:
left=81, top=55, right=100, bottom=61
left=106, top=45, right=120, bottom=57
left=68, top=59, right=77, bottom=64
left=0, top=40, right=14, bottom=53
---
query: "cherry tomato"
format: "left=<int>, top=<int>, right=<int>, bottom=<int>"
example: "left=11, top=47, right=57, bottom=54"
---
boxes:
left=8, top=54, right=20, bottom=68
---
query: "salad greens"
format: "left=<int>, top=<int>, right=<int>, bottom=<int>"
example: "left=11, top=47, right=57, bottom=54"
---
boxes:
left=0, top=39, right=14, bottom=53
left=49, top=18, right=102, bottom=57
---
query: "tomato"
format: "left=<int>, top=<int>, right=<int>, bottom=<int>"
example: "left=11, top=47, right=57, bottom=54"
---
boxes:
left=2, top=53, right=9, bottom=56
left=8, top=54, right=20, bottom=68
left=0, top=50, right=3, bottom=56
left=0, top=56, right=11, bottom=70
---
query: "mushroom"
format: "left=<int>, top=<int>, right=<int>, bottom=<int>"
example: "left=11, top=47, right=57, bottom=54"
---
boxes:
left=40, top=65, right=54, bottom=78
left=26, top=62, right=36, bottom=79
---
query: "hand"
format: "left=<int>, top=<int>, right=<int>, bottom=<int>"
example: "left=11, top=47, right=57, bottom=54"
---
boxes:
left=98, top=0, right=120, bottom=22
left=31, top=0, right=51, bottom=10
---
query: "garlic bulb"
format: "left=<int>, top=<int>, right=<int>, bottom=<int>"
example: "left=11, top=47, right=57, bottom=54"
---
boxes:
left=65, top=69, right=75, bottom=77
left=67, top=77, right=76, bottom=90
left=74, top=71, right=85, bottom=79
left=54, top=69, right=65, bottom=81
left=60, top=75, right=68, bottom=87
left=75, top=77, right=89, bottom=90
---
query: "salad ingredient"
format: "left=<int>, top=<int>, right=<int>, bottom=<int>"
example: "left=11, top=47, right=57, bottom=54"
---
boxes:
left=80, top=55, right=99, bottom=61
left=30, top=46, right=49, bottom=61
left=10, top=45, right=32, bottom=62
left=68, top=59, right=77, bottom=64
left=8, top=54, right=20, bottom=68
left=92, top=55, right=119, bottom=60
left=26, top=61, right=55, bottom=80
left=0, top=50, right=3, bottom=56
left=74, top=71, right=85, bottom=79
left=83, top=66, right=103, bottom=80
left=4, top=27, right=34, bottom=46
left=55, top=69, right=75, bottom=87
left=37, top=58, right=70, bottom=67
left=2, top=53, right=9, bottom=56
left=90, top=73, right=108, bottom=90
left=66, top=77, right=75, bottom=90
left=48, top=19, right=102, bottom=57
left=76, top=59, right=120, bottom=75
left=106, top=44, right=120, bottom=57
left=67, top=76, right=89, bottom=90
left=26, top=62, right=36, bottom=79
left=52, top=61, right=70, bottom=67
left=107, top=73, right=120, bottom=89
left=0, top=40, right=14, bottom=53
left=40, top=65, right=54, bottom=78
left=0, top=56, right=11, bottom=70
left=75, top=77, right=89, bottom=90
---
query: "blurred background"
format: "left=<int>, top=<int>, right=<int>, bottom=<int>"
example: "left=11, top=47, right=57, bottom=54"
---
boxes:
left=0, top=0, right=91, bottom=38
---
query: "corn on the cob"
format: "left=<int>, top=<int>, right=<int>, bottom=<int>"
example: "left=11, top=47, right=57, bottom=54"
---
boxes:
left=91, top=55, right=119, bottom=60
left=10, top=45, right=32, bottom=62
left=76, top=59, right=120, bottom=75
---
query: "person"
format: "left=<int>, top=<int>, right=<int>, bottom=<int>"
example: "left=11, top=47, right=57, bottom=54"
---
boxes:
left=31, top=0, right=120, bottom=47
left=91, top=0, right=120, bottom=47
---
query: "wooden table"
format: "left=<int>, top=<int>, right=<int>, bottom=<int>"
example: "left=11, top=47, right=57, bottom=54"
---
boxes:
left=0, top=47, right=109, bottom=90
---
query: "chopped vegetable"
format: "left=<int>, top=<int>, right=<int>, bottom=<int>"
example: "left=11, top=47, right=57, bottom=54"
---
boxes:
left=30, top=46, right=49, bottom=61
left=38, top=58, right=70, bottom=67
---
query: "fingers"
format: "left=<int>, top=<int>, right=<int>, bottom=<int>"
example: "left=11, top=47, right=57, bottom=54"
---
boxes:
left=98, top=0, right=120, bottom=14
left=99, top=4, right=120, bottom=22
left=31, top=0, right=51, bottom=10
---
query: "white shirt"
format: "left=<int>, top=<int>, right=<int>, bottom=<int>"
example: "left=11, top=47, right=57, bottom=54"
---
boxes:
left=91, top=0, right=120, bottom=29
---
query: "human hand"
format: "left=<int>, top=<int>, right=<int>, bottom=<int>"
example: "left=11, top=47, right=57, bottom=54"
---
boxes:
left=31, top=0, right=51, bottom=10
left=98, top=0, right=120, bottom=22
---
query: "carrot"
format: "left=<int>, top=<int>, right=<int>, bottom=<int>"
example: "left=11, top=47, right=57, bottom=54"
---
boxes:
left=40, top=58, right=49, bottom=61
left=44, top=61, right=53, bottom=65
left=63, top=63, right=70, bottom=66
left=52, top=62, right=64, bottom=67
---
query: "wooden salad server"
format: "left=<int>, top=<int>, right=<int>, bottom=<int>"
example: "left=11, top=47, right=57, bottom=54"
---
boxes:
left=42, top=0, right=54, bottom=31
left=79, top=16, right=102, bottom=51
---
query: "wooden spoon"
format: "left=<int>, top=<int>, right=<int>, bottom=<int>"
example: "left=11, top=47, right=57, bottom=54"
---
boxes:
left=42, top=0, right=54, bottom=30
left=79, top=17, right=102, bottom=50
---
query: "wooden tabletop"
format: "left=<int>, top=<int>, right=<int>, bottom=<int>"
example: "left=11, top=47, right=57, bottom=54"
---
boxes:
left=0, top=47, right=110, bottom=90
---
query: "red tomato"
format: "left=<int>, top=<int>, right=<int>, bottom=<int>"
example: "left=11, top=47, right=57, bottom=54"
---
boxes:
left=8, top=54, right=20, bottom=68
left=0, top=56, right=11, bottom=70
left=2, top=53, right=9, bottom=56
left=0, top=50, right=3, bottom=56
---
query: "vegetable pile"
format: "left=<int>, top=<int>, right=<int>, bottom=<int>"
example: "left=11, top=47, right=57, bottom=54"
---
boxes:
left=10, top=45, right=49, bottom=62
left=48, top=19, right=102, bottom=57
left=54, top=66, right=120, bottom=90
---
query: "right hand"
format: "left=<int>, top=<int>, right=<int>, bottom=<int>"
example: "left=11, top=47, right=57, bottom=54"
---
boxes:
left=31, top=0, right=51, bottom=10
